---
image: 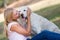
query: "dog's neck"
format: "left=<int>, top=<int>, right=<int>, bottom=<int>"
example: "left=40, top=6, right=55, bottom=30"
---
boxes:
left=17, top=17, right=27, bottom=29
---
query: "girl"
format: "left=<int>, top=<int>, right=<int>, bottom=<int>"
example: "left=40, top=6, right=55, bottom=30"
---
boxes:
left=4, top=8, right=31, bottom=40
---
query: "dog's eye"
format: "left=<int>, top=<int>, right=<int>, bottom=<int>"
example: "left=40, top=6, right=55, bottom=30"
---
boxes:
left=24, top=10, right=26, bottom=11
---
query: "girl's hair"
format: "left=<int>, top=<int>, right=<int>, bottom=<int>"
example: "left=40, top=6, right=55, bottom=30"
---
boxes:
left=4, top=8, right=14, bottom=37
left=4, top=8, right=14, bottom=26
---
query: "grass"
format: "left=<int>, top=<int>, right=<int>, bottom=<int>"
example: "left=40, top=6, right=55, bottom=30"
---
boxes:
left=35, top=4, right=60, bottom=20
left=0, top=22, right=8, bottom=40
left=0, top=4, right=60, bottom=40
left=0, top=22, right=4, bottom=34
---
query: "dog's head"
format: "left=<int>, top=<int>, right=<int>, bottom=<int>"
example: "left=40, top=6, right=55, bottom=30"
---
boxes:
left=16, top=6, right=31, bottom=20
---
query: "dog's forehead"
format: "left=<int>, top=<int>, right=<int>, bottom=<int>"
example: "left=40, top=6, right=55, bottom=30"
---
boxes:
left=20, top=7, right=27, bottom=10
left=18, top=6, right=28, bottom=11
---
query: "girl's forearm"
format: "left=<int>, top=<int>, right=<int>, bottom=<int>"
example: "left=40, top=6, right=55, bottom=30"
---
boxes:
left=27, top=16, right=31, bottom=33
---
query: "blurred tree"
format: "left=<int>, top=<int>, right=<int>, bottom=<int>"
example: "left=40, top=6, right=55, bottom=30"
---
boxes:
left=0, top=0, right=4, bottom=8
left=3, top=0, right=18, bottom=8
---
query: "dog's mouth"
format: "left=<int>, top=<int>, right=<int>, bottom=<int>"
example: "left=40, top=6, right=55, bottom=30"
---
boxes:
left=21, top=14, right=27, bottom=20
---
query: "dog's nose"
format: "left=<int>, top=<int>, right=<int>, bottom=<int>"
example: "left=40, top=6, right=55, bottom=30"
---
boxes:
left=21, top=14, right=24, bottom=18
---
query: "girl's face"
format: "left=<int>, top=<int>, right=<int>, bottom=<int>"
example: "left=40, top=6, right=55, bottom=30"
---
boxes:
left=12, top=9, right=20, bottom=20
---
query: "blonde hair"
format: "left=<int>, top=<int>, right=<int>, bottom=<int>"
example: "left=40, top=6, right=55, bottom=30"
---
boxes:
left=4, top=8, right=14, bottom=26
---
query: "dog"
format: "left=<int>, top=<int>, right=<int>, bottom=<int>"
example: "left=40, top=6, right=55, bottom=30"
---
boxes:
left=16, top=6, right=60, bottom=35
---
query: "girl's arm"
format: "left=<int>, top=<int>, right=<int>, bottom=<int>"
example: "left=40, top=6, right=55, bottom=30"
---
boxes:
left=11, top=23, right=31, bottom=36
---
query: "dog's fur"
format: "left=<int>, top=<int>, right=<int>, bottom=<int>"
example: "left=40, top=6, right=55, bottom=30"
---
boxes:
left=16, top=6, right=60, bottom=34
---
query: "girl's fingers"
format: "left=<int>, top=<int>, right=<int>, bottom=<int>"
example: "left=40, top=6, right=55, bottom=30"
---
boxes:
left=27, top=7, right=31, bottom=16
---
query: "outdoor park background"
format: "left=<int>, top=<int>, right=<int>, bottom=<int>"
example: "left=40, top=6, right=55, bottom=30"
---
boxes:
left=0, top=0, right=60, bottom=40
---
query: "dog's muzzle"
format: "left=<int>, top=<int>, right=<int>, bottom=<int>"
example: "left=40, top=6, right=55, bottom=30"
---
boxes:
left=21, top=14, right=27, bottom=20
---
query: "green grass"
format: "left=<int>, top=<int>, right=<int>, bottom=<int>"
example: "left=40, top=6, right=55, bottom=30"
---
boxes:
left=0, top=4, right=60, bottom=40
left=35, top=4, right=60, bottom=20
left=0, top=22, right=4, bottom=34
left=0, top=34, right=8, bottom=40
left=0, top=22, right=8, bottom=40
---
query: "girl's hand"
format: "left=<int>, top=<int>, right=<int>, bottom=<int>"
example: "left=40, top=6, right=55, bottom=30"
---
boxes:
left=27, top=8, right=31, bottom=17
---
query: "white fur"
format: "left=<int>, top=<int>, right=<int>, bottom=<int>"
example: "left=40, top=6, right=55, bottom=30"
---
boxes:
left=16, top=6, right=60, bottom=34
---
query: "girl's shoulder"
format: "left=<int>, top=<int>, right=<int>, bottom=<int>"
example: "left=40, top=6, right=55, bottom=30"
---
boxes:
left=8, top=21, right=18, bottom=30
left=8, top=21, right=18, bottom=26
